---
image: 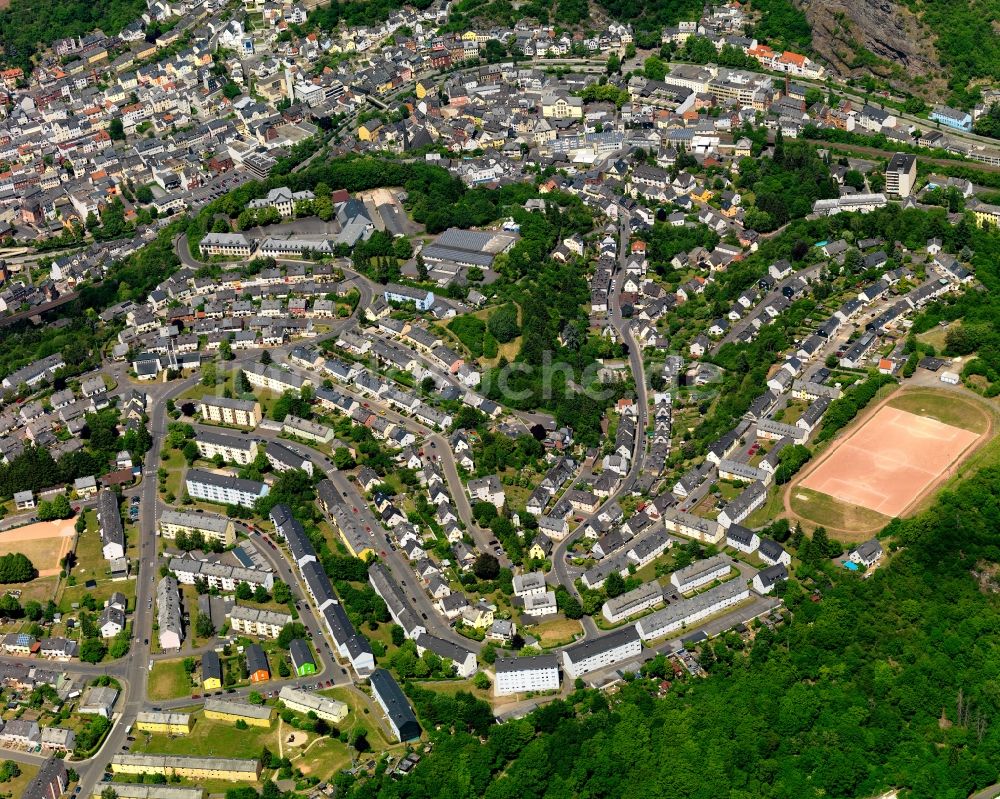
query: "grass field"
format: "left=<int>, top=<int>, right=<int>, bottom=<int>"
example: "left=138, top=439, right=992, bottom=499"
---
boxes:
left=0, top=761, right=38, bottom=799
left=414, top=678, right=491, bottom=703
left=916, top=324, right=951, bottom=352
left=885, top=389, right=990, bottom=434
left=59, top=508, right=136, bottom=609
left=744, top=487, right=785, bottom=528
left=291, top=735, right=355, bottom=778
left=531, top=617, right=583, bottom=648
left=132, top=710, right=277, bottom=759
left=319, top=687, right=394, bottom=750
left=148, top=658, right=196, bottom=701
left=0, top=517, right=75, bottom=578
left=788, top=486, right=892, bottom=538
left=0, top=535, right=67, bottom=572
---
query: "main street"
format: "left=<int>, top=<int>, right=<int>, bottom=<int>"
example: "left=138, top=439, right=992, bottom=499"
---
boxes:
left=551, top=211, right=648, bottom=599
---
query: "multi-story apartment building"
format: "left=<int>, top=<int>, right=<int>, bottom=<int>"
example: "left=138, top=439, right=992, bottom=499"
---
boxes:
left=185, top=469, right=268, bottom=508
left=199, top=396, right=262, bottom=428
left=169, top=557, right=274, bottom=593
left=158, top=509, right=236, bottom=546
left=885, top=152, right=917, bottom=197
left=195, top=430, right=258, bottom=466
left=561, top=625, right=642, bottom=678
left=111, top=755, right=261, bottom=782
left=494, top=655, right=561, bottom=696
left=228, top=605, right=290, bottom=639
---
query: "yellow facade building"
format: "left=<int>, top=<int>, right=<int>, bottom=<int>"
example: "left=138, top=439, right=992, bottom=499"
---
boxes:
left=203, top=698, right=273, bottom=728
left=112, top=755, right=261, bottom=781
left=135, top=712, right=193, bottom=735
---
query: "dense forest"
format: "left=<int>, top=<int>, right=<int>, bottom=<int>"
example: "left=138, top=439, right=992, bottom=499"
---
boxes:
left=736, top=132, right=839, bottom=232
left=0, top=0, right=144, bottom=70
left=334, top=464, right=1000, bottom=799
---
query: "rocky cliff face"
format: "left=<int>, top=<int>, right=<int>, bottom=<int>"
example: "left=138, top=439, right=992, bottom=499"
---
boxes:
left=798, top=0, right=945, bottom=93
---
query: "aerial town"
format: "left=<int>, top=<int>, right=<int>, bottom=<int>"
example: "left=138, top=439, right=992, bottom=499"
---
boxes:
left=0, top=0, right=997, bottom=797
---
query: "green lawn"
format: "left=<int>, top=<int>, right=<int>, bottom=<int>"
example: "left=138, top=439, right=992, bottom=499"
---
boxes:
left=916, top=324, right=950, bottom=352
left=148, top=658, right=196, bottom=701
left=159, top=449, right=186, bottom=501
left=886, top=388, right=991, bottom=434
left=743, top=488, right=786, bottom=528
left=530, top=617, right=583, bottom=648
left=60, top=507, right=138, bottom=609
left=788, top=486, right=891, bottom=539
left=291, top=735, right=357, bottom=779
left=0, top=761, right=38, bottom=799
left=319, top=687, right=393, bottom=750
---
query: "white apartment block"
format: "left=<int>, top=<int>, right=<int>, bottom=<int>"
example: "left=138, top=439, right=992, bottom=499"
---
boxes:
left=168, top=557, right=274, bottom=592
left=243, top=362, right=311, bottom=394
left=494, top=655, right=561, bottom=696
left=561, top=625, right=642, bottom=678
left=635, top=580, right=750, bottom=641
left=602, top=581, right=664, bottom=624
left=185, top=469, right=268, bottom=508
left=277, top=686, right=348, bottom=722
left=228, top=605, right=291, bottom=639
left=195, top=431, right=259, bottom=466
left=670, top=554, right=733, bottom=593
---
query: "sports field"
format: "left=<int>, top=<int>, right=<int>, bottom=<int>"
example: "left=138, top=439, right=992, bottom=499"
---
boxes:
left=0, top=518, right=75, bottom=577
left=799, top=405, right=979, bottom=518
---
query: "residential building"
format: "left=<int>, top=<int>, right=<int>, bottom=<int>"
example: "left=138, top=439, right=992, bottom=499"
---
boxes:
left=229, top=605, right=291, bottom=639
left=157, top=575, right=183, bottom=650
left=185, top=469, right=269, bottom=507
left=245, top=643, right=271, bottom=682
left=97, top=487, right=124, bottom=560
left=89, top=787, right=201, bottom=799
left=885, top=152, right=916, bottom=197
left=195, top=430, right=258, bottom=466
left=199, top=396, right=262, bottom=428
left=288, top=640, right=316, bottom=676
left=383, top=283, right=435, bottom=311
left=494, top=654, right=561, bottom=696
left=203, top=698, right=273, bottom=727
left=136, top=712, right=193, bottom=735
left=602, top=581, right=664, bottom=624
left=22, top=757, right=67, bottom=799
left=757, top=537, right=791, bottom=567
left=670, top=554, right=733, bottom=593
left=159, top=509, right=236, bottom=546
left=413, top=634, right=478, bottom=678
left=79, top=685, right=119, bottom=717
left=369, top=669, right=421, bottom=741
left=635, top=580, right=750, bottom=640
left=752, top=564, right=788, bottom=594
left=111, top=755, right=261, bottom=782
left=169, top=557, right=273, bottom=593
left=849, top=538, right=884, bottom=568
left=202, top=651, right=222, bottom=691
left=278, top=686, right=347, bottom=722
left=561, top=625, right=642, bottom=678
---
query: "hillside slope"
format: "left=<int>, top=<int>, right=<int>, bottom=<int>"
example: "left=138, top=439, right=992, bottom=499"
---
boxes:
left=799, top=0, right=940, bottom=78
left=0, top=0, right=145, bottom=69
left=799, top=0, right=1000, bottom=103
